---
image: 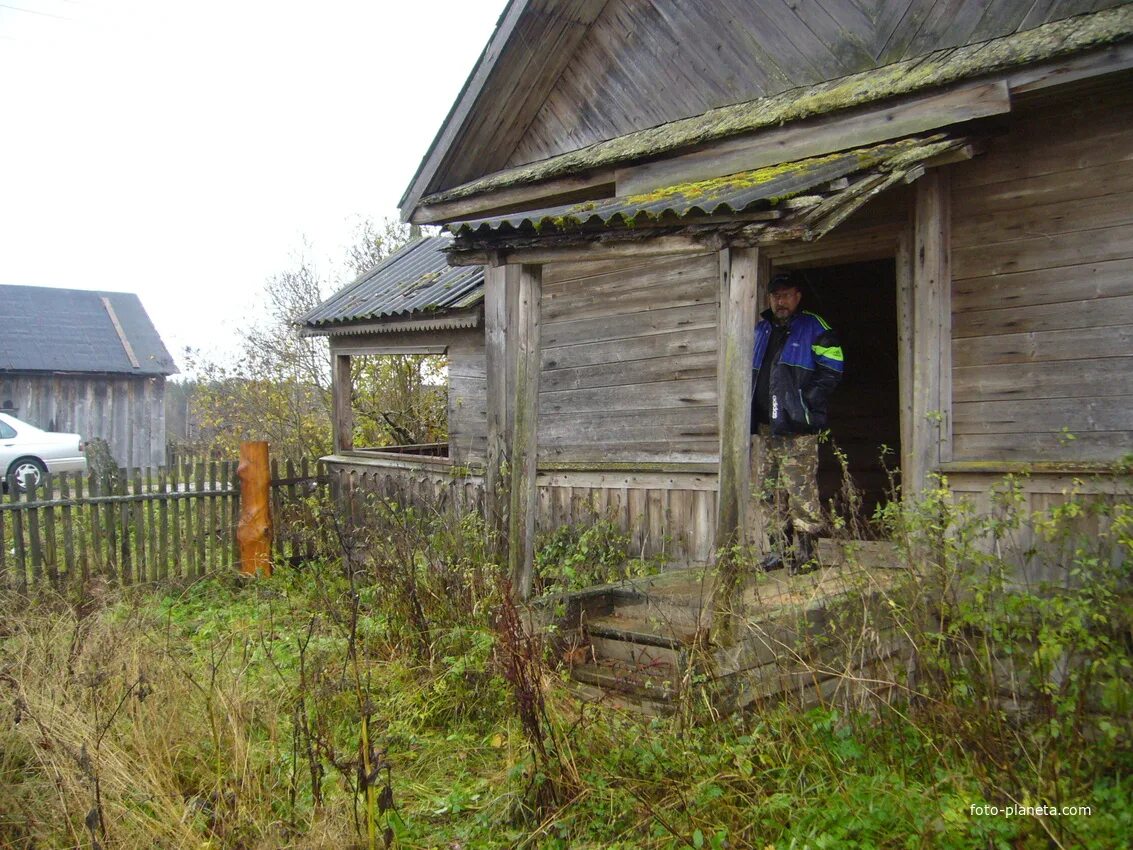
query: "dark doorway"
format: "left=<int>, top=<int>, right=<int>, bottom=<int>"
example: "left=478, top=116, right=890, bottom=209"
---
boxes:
left=792, top=259, right=900, bottom=533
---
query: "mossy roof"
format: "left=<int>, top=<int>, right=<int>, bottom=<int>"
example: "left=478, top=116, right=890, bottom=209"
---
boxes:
left=423, top=5, right=1133, bottom=209
left=449, top=135, right=959, bottom=236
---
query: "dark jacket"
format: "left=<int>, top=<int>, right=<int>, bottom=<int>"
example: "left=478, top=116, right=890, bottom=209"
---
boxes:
left=752, top=309, right=844, bottom=435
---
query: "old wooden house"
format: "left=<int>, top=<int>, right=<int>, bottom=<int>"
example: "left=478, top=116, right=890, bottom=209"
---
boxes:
left=0, top=285, right=177, bottom=469
left=307, top=2, right=1133, bottom=709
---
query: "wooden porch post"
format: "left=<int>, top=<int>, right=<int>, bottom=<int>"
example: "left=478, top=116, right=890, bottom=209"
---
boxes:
left=715, top=247, right=763, bottom=555
left=332, top=353, right=353, bottom=454
left=484, top=263, right=513, bottom=563
left=508, top=264, right=542, bottom=600
left=910, top=171, right=952, bottom=496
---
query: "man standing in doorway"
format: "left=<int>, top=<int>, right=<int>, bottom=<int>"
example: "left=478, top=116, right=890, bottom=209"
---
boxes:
left=751, top=272, right=843, bottom=574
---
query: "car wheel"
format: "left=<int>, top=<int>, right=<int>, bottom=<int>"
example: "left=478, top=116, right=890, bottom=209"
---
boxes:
left=7, top=458, right=47, bottom=493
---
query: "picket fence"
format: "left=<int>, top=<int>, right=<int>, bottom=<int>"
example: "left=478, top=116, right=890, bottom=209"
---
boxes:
left=0, top=459, right=325, bottom=591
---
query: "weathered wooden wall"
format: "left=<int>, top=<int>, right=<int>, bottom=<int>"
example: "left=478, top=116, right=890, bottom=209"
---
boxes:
left=448, top=332, right=488, bottom=466
left=0, top=372, right=166, bottom=469
left=539, top=252, right=719, bottom=463
left=505, top=0, right=1123, bottom=170
left=949, top=76, right=1133, bottom=464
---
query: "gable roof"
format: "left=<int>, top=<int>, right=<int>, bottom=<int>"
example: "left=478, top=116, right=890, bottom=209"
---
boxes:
left=298, top=236, right=484, bottom=335
left=402, top=1, right=1133, bottom=219
left=0, top=285, right=177, bottom=376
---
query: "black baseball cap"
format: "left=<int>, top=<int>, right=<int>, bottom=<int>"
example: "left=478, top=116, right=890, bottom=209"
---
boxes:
left=769, top=272, right=802, bottom=292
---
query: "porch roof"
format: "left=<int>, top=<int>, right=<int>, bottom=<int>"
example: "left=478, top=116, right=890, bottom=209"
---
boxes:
left=449, top=134, right=968, bottom=243
left=298, top=236, right=484, bottom=334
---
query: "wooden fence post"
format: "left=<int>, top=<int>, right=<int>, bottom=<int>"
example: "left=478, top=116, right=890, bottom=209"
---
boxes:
left=237, top=441, right=272, bottom=576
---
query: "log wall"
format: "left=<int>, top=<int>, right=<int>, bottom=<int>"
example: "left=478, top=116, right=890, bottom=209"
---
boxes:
left=949, top=76, right=1133, bottom=464
left=0, top=372, right=166, bottom=469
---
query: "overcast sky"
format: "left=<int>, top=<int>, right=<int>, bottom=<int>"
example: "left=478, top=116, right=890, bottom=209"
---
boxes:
left=0, top=0, right=506, bottom=370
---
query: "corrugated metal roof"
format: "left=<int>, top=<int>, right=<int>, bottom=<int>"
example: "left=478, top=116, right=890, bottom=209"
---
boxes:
left=299, top=236, right=484, bottom=329
left=0, top=285, right=177, bottom=375
left=450, top=136, right=960, bottom=237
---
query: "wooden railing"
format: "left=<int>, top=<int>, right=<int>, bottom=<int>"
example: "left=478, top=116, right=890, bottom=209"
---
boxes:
left=0, top=459, right=325, bottom=591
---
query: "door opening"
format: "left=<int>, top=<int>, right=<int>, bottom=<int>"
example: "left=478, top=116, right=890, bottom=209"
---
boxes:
left=791, top=258, right=900, bottom=534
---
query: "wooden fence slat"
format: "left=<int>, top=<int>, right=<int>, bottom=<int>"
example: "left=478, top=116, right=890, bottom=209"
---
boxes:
left=61, top=473, right=75, bottom=580
left=0, top=489, right=6, bottom=588
left=208, top=461, right=218, bottom=572
left=159, top=468, right=169, bottom=580
left=0, top=491, right=5, bottom=588
left=26, top=480, right=43, bottom=586
left=11, top=477, right=26, bottom=592
left=146, top=467, right=157, bottom=580
left=230, top=462, right=240, bottom=568
left=302, top=458, right=315, bottom=561
left=270, top=458, right=281, bottom=555
left=171, top=464, right=182, bottom=578
left=88, top=473, right=101, bottom=575
left=43, top=473, right=59, bottom=586
left=132, top=469, right=145, bottom=583
left=286, top=458, right=297, bottom=563
left=76, top=473, right=89, bottom=582
left=183, top=462, right=194, bottom=577
left=195, top=463, right=206, bottom=576
left=118, top=471, right=131, bottom=585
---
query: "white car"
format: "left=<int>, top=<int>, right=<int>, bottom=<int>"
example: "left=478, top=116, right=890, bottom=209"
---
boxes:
left=0, top=412, right=88, bottom=492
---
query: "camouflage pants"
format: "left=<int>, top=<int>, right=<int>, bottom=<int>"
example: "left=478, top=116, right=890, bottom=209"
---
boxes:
left=750, top=425, right=823, bottom=552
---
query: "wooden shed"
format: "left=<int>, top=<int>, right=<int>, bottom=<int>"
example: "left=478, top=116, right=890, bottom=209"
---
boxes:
left=0, top=285, right=177, bottom=469
left=314, top=3, right=1133, bottom=601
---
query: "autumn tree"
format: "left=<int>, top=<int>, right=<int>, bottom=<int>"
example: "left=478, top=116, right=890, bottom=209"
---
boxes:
left=180, top=218, right=446, bottom=461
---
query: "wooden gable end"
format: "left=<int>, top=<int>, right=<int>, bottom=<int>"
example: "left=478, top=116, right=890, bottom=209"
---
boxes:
left=406, top=0, right=1131, bottom=217
left=505, top=0, right=1129, bottom=169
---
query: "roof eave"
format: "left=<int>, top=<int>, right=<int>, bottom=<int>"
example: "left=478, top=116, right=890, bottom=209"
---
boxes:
left=298, top=306, right=483, bottom=338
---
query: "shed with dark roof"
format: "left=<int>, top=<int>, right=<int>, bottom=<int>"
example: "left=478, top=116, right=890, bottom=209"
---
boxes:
left=0, top=284, right=177, bottom=469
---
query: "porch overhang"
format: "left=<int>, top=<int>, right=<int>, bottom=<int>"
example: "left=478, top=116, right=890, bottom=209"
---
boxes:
left=444, top=134, right=976, bottom=265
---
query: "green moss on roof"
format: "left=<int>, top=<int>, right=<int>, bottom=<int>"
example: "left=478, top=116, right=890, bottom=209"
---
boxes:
left=422, top=5, right=1133, bottom=207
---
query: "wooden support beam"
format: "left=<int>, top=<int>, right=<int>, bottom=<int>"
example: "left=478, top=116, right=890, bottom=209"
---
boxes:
left=614, top=81, right=1010, bottom=197
left=332, top=354, right=353, bottom=454
left=715, top=247, right=763, bottom=553
left=448, top=234, right=716, bottom=267
left=895, top=228, right=915, bottom=492
left=411, top=169, right=616, bottom=224
left=507, top=264, right=541, bottom=600
left=484, top=264, right=512, bottom=562
left=910, top=171, right=952, bottom=496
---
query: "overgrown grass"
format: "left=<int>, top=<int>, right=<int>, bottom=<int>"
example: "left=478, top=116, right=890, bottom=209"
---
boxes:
left=2, top=481, right=1131, bottom=849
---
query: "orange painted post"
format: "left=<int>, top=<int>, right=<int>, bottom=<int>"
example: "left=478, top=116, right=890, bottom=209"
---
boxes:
left=237, top=441, right=272, bottom=576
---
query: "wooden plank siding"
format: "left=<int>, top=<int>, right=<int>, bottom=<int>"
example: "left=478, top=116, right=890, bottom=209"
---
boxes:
left=538, top=252, right=720, bottom=464
left=0, top=373, right=166, bottom=469
left=503, top=0, right=1128, bottom=170
left=948, top=77, right=1133, bottom=463
left=448, top=332, right=488, bottom=466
